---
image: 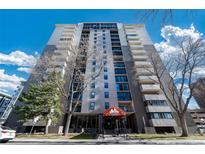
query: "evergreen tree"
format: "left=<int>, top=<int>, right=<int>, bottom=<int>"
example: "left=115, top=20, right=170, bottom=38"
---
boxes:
left=15, top=74, right=62, bottom=134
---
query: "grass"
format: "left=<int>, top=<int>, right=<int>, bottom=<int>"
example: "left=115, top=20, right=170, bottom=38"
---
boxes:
left=128, top=134, right=205, bottom=140
left=16, top=133, right=96, bottom=140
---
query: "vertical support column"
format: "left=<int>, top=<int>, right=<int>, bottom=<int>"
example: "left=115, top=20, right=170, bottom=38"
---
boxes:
left=98, top=114, right=103, bottom=133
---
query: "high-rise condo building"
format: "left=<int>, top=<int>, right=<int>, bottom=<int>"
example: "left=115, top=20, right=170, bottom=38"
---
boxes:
left=6, top=23, right=196, bottom=134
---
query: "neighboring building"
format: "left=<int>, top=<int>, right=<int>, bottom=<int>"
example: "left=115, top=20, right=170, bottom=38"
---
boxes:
left=6, top=23, right=196, bottom=134
left=189, top=109, right=205, bottom=132
left=0, top=86, right=24, bottom=124
left=0, top=92, right=12, bottom=121
left=192, top=77, right=205, bottom=109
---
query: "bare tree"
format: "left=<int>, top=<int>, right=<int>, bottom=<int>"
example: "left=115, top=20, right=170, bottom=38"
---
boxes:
left=146, top=36, right=205, bottom=136
left=137, top=9, right=194, bottom=26
left=31, top=34, right=104, bottom=136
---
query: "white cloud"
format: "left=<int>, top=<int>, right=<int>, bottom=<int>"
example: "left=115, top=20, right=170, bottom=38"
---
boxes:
left=0, top=69, right=26, bottom=94
left=155, top=24, right=203, bottom=62
left=0, top=50, right=37, bottom=67
left=17, top=67, right=33, bottom=73
left=155, top=25, right=205, bottom=109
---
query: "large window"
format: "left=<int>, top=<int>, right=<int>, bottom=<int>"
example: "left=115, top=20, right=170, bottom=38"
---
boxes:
left=89, top=102, right=95, bottom=110
left=114, top=62, right=125, bottom=68
left=104, top=67, right=108, bottom=72
left=115, top=76, right=128, bottom=82
left=115, top=68, right=126, bottom=74
left=116, top=83, right=129, bottom=91
left=117, top=92, right=132, bottom=101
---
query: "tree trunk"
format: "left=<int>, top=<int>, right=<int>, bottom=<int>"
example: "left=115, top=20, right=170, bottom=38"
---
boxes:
left=64, top=113, right=72, bottom=136
left=45, top=119, right=51, bottom=135
left=179, top=114, right=189, bottom=137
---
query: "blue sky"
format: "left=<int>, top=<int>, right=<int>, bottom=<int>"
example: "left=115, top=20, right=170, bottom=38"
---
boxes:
left=0, top=9, right=205, bottom=108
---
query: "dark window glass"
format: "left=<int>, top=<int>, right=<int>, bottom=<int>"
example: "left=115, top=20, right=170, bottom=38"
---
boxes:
left=105, top=102, right=109, bottom=109
left=115, top=76, right=128, bottom=82
left=115, top=68, right=126, bottom=74
left=114, top=62, right=125, bottom=68
left=90, top=83, right=95, bottom=89
left=148, top=112, right=173, bottom=119
left=89, top=102, right=95, bottom=110
left=104, top=83, right=109, bottom=88
left=90, top=91, right=95, bottom=99
left=92, top=60, right=96, bottom=65
left=104, top=74, right=108, bottom=80
left=116, top=83, right=129, bottom=91
left=92, top=67, right=95, bottom=72
left=104, top=67, right=108, bottom=72
left=117, top=92, right=132, bottom=101
left=104, top=92, right=109, bottom=98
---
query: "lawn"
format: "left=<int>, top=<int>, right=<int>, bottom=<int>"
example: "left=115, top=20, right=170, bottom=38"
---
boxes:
left=128, top=134, right=205, bottom=140
left=16, top=133, right=96, bottom=140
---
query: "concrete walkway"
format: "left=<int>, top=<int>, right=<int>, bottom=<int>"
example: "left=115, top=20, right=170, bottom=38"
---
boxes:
left=5, top=138, right=205, bottom=145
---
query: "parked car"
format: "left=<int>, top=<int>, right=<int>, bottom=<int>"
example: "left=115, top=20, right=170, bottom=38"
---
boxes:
left=0, top=126, right=16, bottom=143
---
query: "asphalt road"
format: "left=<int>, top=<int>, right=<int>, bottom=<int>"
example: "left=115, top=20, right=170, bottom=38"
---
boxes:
left=2, top=139, right=205, bottom=145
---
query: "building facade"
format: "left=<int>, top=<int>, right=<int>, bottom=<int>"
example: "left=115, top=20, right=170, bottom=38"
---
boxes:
left=192, top=77, right=205, bottom=109
left=6, top=22, right=196, bottom=134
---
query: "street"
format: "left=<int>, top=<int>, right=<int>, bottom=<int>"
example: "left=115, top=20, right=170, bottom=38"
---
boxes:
left=2, top=138, right=205, bottom=145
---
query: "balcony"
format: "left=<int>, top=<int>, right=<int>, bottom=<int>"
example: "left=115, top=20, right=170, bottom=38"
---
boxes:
left=130, top=46, right=144, bottom=50
left=133, top=55, right=147, bottom=61
left=134, top=61, right=153, bottom=68
left=46, top=67, right=65, bottom=76
left=128, top=41, right=142, bottom=46
left=149, top=119, right=177, bottom=127
left=138, top=75, right=158, bottom=84
left=49, top=61, right=67, bottom=68
left=131, top=50, right=146, bottom=55
left=143, top=94, right=166, bottom=101
left=137, top=68, right=155, bottom=76
left=146, top=106, right=172, bottom=113
left=141, top=84, right=161, bottom=93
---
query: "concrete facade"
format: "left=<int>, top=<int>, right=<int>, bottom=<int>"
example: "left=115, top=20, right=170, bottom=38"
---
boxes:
left=6, top=22, right=196, bottom=134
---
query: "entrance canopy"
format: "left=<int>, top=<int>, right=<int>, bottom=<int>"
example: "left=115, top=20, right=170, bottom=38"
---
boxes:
left=103, top=106, right=126, bottom=118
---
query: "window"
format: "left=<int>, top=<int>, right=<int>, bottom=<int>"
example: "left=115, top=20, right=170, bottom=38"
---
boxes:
left=114, top=62, right=125, bottom=68
left=148, top=112, right=173, bottom=119
left=104, top=83, right=109, bottom=88
left=104, top=92, right=109, bottom=98
left=115, top=68, right=126, bottom=74
left=103, top=37, right=106, bottom=40
left=116, top=83, right=129, bottom=91
left=103, top=56, right=107, bottom=59
left=115, top=76, right=128, bottom=82
left=112, top=51, right=123, bottom=56
left=127, top=34, right=138, bottom=37
left=92, top=67, right=95, bottom=72
left=104, top=67, right=108, bottom=72
left=89, top=102, right=95, bottom=110
left=112, top=47, right=121, bottom=50
left=145, top=100, right=167, bottom=106
left=105, top=102, right=109, bottom=109
left=103, top=45, right=106, bottom=49
left=103, top=50, right=107, bottom=54
left=94, top=37, right=97, bottom=40
left=104, top=74, right=108, bottom=80
left=104, top=61, right=107, bottom=65
left=90, top=91, right=95, bottom=99
left=90, top=83, right=95, bottom=89
left=92, top=60, right=96, bottom=66
left=103, top=41, right=106, bottom=44
left=117, top=92, right=132, bottom=101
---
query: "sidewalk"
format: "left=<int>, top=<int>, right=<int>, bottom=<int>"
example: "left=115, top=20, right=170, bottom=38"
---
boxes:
left=8, top=138, right=205, bottom=145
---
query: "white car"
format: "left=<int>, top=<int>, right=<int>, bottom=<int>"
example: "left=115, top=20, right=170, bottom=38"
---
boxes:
left=0, top=126, right=16, bottom=143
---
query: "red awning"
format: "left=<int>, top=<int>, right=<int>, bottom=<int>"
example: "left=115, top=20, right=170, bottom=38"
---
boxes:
left=103, top=106, right=126, bottom=118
